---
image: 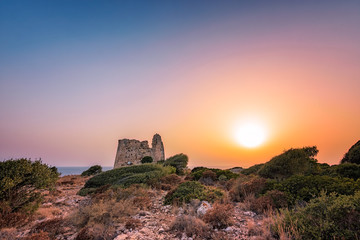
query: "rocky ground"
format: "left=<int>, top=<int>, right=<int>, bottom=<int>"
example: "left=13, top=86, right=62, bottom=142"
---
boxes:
left=2, top=175, right=268, bottom=240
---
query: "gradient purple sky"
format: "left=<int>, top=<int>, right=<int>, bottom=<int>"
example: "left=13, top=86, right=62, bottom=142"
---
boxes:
left=1, top=1, right=360, bottom=168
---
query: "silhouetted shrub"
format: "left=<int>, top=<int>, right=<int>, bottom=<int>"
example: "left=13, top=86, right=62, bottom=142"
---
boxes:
left=81, top=165, right=102, bottom=176
left=164, top=181, right=223, bottom=205
left=79, top=164, right=175, bottom=195
left=341, top=140, right=360, bottom=164
left=164, top=153, right=188, bottom=175
left=203, top=203, right=234, bottom=229
left=0, top=158, right=59, bottom=228
left=258, top=146, right=319, bottom=180
left=141, top=156, right=153, bottom=164
left=274, top=192, right=360, bottom=239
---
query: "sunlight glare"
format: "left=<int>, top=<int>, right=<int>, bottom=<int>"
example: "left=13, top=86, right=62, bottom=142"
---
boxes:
left=235, top=121, right=267, bottom=148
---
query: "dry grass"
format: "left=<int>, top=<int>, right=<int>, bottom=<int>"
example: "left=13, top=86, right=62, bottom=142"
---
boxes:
left=57, top=175, right=89, bottom=186
left=203, top=203, right=234, bottom=229
left=0, top=211, right=30, bottom=228
left=23, top=230, right=51, bottom=240
left=237, top=193, right=256, bottom=210
left=170, top=215, right=211, bottom=239
left=71, top=198, right=136, bottom=228
left=75, top=224, right=116, bottom=240
left=229, top=176, right=267, bottom=202
left=0, top=228, right=17, bottom=239
left=153, top=174, right=183, bottom=190
left=35, top=206, right=62, bottom=220
left=247, top=219, right=275, bottom=240
left=70, top=186, right=151, bottom=240
left=125, top=217, right=141, bottom=230
left=30, top=217, right=67, bottom=239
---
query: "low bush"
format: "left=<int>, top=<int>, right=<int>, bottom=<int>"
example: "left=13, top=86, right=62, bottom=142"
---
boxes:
left=229, top=176, right=267, bottom=202
left=170, top=215, right=211, bottom=239
left=0, top=158, right=59, bottom=228
left=71, top=187, right=140, bottom=240
left=79, top=164, right=175, bottom=195
left=270, top=175, right=360, bottom=205
left=163, top=154, right=189, bottom=175
left=250, top=190, right=288, bottom=213
left=190, top=167, right=238, bottom=181
left=154, top=173, right=183, bottom=190
left=334, top=163, right=360, bottom=180
left=81, top=165, right=102, bottom=176
left=203, top=203, right=234, bottom=229
left=273, top=192, right=360, bottom=239
left=164, top=181, right=223, bottom=205
left=258, top=146, right=319, bottom=180
left=241, top=164, right=264, bottom=175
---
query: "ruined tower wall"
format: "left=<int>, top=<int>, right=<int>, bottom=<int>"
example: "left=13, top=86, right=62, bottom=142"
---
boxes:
left=114, top=134, right=165, bottom=168
left=152, top=134, right=165, bottom=162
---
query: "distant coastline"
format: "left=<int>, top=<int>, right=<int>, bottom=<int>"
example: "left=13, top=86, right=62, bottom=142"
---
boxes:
left=57, top=166, right=113, bottom=176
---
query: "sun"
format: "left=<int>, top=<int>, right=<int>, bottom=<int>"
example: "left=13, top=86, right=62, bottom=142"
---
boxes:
left=235, top=122, right=267, bottom=148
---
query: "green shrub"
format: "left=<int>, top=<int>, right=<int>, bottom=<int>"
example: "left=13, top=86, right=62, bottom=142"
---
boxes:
left=258, top=146, right=319, bottom=180
left=79, top=164, right=174, bottom=195
left=334, top=163, right=360, bottom=180
left=341, top=140, right=360, bottom=164
left=241, top=164, right=264, bottom=175
left=270, top=175, right=360, bottom=205
left=0, top=158, right=59, bottom=228
left=141, top=156, right=153, bottom=164
left=164, top=154, right=188, bottom=175
left=190, top=167, right=238, bottom=181
left=274, top=192, right=360, bottom=240
left=164, top=181, right=223, bottom=205
left=81, top=165, right=102, bottom=176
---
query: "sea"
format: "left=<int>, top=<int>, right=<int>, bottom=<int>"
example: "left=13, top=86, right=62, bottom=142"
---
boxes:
left=57, top=166, right=113, bottom=176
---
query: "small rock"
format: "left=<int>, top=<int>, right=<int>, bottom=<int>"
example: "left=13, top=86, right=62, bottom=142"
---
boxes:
left=225, top=226, right=233, bottom=232
left=196, top=201, right=212, bottom=216
left=244, top=211, right=256, bottom=217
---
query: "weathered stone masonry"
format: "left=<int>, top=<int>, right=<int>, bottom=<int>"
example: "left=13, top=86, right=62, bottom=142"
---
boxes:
left=114, top=134, right=165, bottom=168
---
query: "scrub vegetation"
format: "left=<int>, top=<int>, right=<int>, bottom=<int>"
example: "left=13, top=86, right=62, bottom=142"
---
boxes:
left=3, top=140, right=360, bottom=239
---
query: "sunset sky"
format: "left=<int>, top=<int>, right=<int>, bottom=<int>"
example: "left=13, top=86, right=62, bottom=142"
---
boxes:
left=1, top=0, right=360, bottom=168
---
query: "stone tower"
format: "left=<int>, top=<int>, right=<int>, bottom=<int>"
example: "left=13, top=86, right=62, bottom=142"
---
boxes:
left=114, top=134, right=165, bottom=168
left=152, top=133, right=165, bottom=162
